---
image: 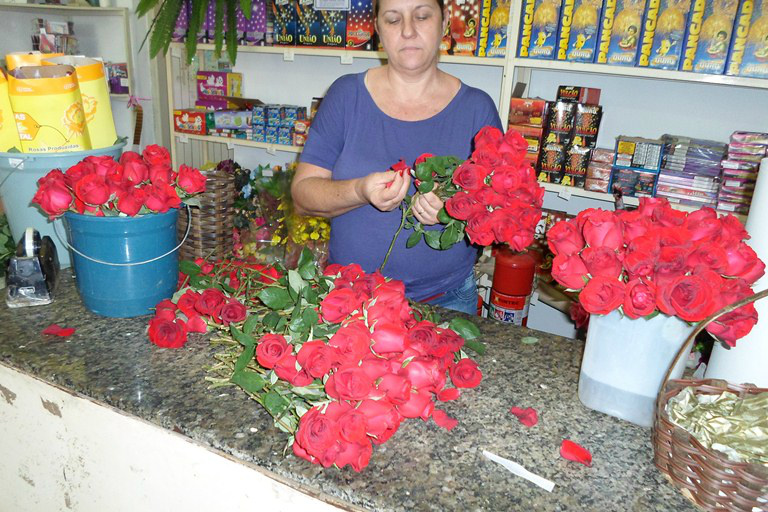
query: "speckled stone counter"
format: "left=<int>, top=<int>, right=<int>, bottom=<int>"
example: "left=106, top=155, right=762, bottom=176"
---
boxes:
left=0, top=272, right=696, bottom=511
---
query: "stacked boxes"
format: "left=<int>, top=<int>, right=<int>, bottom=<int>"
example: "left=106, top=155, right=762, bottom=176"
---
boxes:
left=680, top=0, right=738, bottom=74
left=174, top=109, right=209, bottom=135
left=346, top=0, right=375, bottom=50
left=644, top=0, right=692, bottom=69
left=596, top=0, right=647, bottom=66
left=717, top=131, right=768, bottom=214
left=476, top=0, right=513, bottom=57
left=585, top=148, right=614, bottom=191
left=726, top=0, right=768, bottom=78
left=196, top=71, right=242, bottom=109
left=252, top=104, right=307, bottom=144
left=655, top=134, right=726, bottom=208
left=556, top=0, right=604, bottom=62
left=507, top=97, right=548, bottom=167
left=450, top=0, right=483, bottom=55
left=517, top=0, right=562, bottom=59
left=609, top=136, right=665, bottom=197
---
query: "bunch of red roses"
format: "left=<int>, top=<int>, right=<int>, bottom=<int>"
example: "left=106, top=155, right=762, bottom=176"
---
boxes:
left=32, top=144, right=207, bottom=218
left=548, top=197, right=765, bottom=346
left=152, top=250, right=485, bottom=472
left=148, top=258, right=281, bottom=348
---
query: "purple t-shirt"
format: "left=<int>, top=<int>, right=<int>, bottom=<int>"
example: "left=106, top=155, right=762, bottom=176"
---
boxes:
left=300, top=72, right=502, bottom=300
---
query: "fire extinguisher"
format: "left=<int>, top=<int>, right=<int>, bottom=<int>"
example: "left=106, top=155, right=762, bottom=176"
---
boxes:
left=488, top=247, right=536, bottom=326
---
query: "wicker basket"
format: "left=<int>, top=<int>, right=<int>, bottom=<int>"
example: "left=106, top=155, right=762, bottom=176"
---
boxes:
left=177, top=168, right=235, bottom=261
left=653, top=289, right=768, bottom=511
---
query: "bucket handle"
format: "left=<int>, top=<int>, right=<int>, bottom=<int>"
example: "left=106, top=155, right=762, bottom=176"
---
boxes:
left=0, top=158, right=26, bottom=191
left=53, top=205, right=192, bottom=267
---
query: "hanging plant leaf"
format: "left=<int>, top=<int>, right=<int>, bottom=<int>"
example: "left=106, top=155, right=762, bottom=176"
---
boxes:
left=240, top=0, right=252, bottom=19
left=185, top=0, right=208, bottom=64
left=150, top=0, right=183, bottom=58
left=214, top=0, right=225, bottom=58
left=226, top=0, right=237, bottom=64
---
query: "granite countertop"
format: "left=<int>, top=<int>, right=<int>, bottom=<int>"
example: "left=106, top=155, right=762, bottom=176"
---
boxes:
left=0, top=272, right=696, bottom=511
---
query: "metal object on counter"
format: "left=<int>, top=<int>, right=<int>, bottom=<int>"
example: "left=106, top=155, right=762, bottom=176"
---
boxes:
left=6, top=227, right=59, bottom=308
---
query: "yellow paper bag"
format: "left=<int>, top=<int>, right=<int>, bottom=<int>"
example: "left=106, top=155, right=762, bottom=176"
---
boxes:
left=8, top=65, right=91, bottom=153
left=0, top=71, right=22, bottom=153
left=6, top=51, right=65, bottom=71
left=43, top=56, right=117, bottom=149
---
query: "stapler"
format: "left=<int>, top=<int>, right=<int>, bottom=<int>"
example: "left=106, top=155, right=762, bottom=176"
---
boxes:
left=6, top=227, right=60, bottom=308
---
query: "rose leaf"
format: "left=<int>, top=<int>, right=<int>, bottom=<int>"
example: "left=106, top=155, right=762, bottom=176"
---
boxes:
left=258, top=287, right=292, bottom=310
left=244, top=314, right=261, bottom=335
left=424, top=230, right=442, bottom=250
left=406, top=230, right=422, bottom=248
left=231, top=369, right=266, bottom=394
left=234, top=344, right=256, bottom=372
left=179, top=260, right=201, bottom=276
left=231, top=325, right=257, bottom=348
left=264, top=390, right=290, bottom=416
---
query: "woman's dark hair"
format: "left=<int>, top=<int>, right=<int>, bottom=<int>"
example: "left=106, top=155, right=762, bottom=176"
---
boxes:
left=373, top=0, right=446, bottom=19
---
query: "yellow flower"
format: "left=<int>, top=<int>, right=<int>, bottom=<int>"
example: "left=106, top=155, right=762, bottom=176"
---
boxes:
left=80, top=94, right=98, bottom=123
left=62, top=102, right=86, bottom=137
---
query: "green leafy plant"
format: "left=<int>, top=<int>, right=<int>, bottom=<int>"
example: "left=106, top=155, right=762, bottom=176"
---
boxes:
left=0, top=213, right=15, bottom=278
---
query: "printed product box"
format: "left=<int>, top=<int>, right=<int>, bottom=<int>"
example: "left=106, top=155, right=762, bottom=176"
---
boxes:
left=538, top=142, right=567, bottom=182
left=613, top=136, right=664, bottom=172
left=609, top=167, right=658, bottom=196
left=266, top=105, right=283, bottom=126
left=509, top=123, right=545, bottom=156
left=271, top=0, right=298, bottom=45
left=518, top=0, right=562, bottom=59
left=266, top=124, right=279, bottom=143
left=239, top=0, right=268, bottom=45
left=451, top=0, right=483, bottom=55
left=556, top=85, right=602, bottom=104
left=252, top=105, right=266, bottom=124
left=637, top=0, right=661, bottom=65
left=557, top=0, right=604, bottom=61
left=316, top=8, right=347, bottom=47
left=572, top=103, right=603, bottom=147
left=441, top=0, right=454, bottom=52
left=278, top=125, right=293, bottom=145
left=213, top=109, right=253, bottom=130
left=346, top=0, right=374, bottom=49
left=293, top=132, right=307, bottom=146
left=0, top=71, right=21, bottom=152
left=253, top=122, right=266, bottom=142
left=561, top=144, right=592, bottom=187
left=508, top=97, right=549, bottom=125
left=726, top=0, right=768, bottom=78
left=282, top=105, right=307, bottom=124
left=679, top=0, right=738, bottom=73
left=174, top=108, right=208, bottom=135
left=596, top=0, right=647, bottom=66
left=476, top=0, right=513, bottom=57
left=293, top=119, right=310, bottom=134
left=197, top=71, right=242, bottom=102
left=646, top=0, right=692, bottom=69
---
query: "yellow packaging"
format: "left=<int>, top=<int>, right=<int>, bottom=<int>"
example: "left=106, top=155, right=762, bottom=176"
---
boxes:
left=6, top=51, right=65, bottom=71
left=8, top=65, right=91, bottom=153
left=0, top=71, right=22, bottom=152
left=42, top=56, right=117, bottom=149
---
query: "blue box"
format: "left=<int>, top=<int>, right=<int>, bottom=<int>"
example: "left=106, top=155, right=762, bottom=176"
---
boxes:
left=273, top=0, right=297, bottom=46
left=646, top=0, right=692, bottom=69
left=278, top=125, right=293, bottom=145
left=518, top=0, right=562, bottom=59
left=596, top=0, right=647, bottom=66
left=476, top=0, right=511, bottom=57
left=253, top=123, right=266, bottom=142
left=266, top=125, right=278, bottom=144
left=726, top=0, right=768, bottom=78
left=252, top=105, right=266, bottom=125
left=266, top=105, right=283, bottom=127
left=557, top=0, right=603, bottom=62
left=680, top=0, right=737, bottom=74
left=637, top=0, right=661, bottom=66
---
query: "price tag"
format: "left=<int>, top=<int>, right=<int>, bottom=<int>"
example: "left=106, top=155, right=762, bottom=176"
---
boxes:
left=283, top=49, right=295, bottom=62
left=263, top=168, right=274, bottom=177
left=558, top=188, right=572, bottom=201
left=178, top=134, right=189, bottom=144
left=226, top=141, right=235, bottom=150
left=340, top=53, right=354, bottom=65
left=266, top=145, right=277, bottom=155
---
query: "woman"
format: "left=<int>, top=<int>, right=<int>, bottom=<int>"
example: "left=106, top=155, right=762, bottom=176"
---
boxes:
left=292, top=0, right=502, bottom=314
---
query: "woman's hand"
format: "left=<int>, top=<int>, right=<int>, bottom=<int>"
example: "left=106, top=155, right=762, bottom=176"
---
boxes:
left=356, top=170, right=411, bottom=212
left=412, top=192, right=443, bottom=225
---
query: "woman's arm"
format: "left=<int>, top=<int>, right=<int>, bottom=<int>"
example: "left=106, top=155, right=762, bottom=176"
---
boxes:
left=291, top=162, right=411, bottom=218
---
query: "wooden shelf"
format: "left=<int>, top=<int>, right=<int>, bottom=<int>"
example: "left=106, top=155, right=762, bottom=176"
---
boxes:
left=512, top=57, right=768, bottom=90
left=173, top=132, right=303, bottom=154
left=172, top=42, right=507, bottom=67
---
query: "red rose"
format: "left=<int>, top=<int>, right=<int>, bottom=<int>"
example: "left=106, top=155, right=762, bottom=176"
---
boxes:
left=449, top=358, right=482, bottom=388
left=148, top=317, right=187, bottom=348
left=219, top=299, right=247, bottom=324
left=491, top=210, right=533, bottom=252
left=320, top=288, right=363, bottom=323
left=122, top=158, right=149, bottom=185
left=154, top=298, right=177, bottom=320
left=414, top=153, right=434, bottom=167
left=581, top=209, right=623, bottom=250
left=473, top=125, right=504, bottom=150
left=653, top=205, right=687, bottom=227
left=177, top=289, right=200, bottom=318
left=501, top=129, right=530, bottom=154
left=397, top=387, right=435, bottom=420
left=399, top=356, right=446, bottom=392
left=581, top=246, right=623, bottom=280
left=624, top=235, right=659, bottom=279
left=718, top=214, right=749, bottom=246
left=64, top=161, right=94, bottom=188
left=452, top=162, right=491, bottom=191
left=371, top=278, right=406, bottom=304
left=83, top=154, right=120, bottom=176
left=119, top=150, right=142, bottom=165
left=115, top=186, right=146, bottom=216
left=371, top=321, right=408, bottom=354
left=686, top=244, right=728, bottom=274
left=329, top=321, right=371, bottom=365
left=473, top=187, right=508, bottom=209
left=657, top=226, right=693, bottom=248
left=706, top=305, right=758, bottom=347
left=195, top=288, right=227, bottom=316
left=33, top=178, right=73, bottom=218
left=551, top=253, right=589, bottom=291
left=489, top=165, right=522, bottom=194
left=294, top=406, right=340, bottom=463
left=569, top=301, right=590, bottom=330
left=274, top=354, right=313, bottom=386
left=579, top=276, right=625, bottom=315
left=406, top=320, right=443, bottom=356
left=465, top=211, right=495, bottom=246
left=142, top=144, right=171, bottom=167
left=445, top=191, right=483, bottom=221
left=256, top=333, right=290, bottom=369
left=148, top=163, right=174, bottom=185
left=724, top=242, right=766, bottom=285
left=654, top=246, right=691, bottom=287
left=547, top=220, right=585, bottom=257
left=657, top=274, right=714, bottom=322
left=376, top=373, right=412, bottom=404
left=297, top=339, right=334, bottom=378
left=334, top=440, right=373, bottom=472
left=144, top=182, right=181, bottom=213
left=74, top=174, right=110, bottom=206
left=336, top=407, right=368, bottom=444
left=325, top=365, right=374, bottom=401
left=635, top=197, right=670, bottom=217
left=616, top=209, right=651, bottom=242
left=357, top=398, right=402, bottom=444
left=684, top=207, right=720, bottom=242
left=185, top=314, right=208, bottom=333
left=351, top=273, right=381, bottom=300
left=436, top=328, right=464, bottom=353
left=623, top=279, right=657, bottom=318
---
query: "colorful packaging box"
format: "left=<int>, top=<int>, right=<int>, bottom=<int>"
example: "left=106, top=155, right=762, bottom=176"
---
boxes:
left=518, top=0, right=562, bottom=59
left=646, top=0, right=692, bottom=69
left=679, top=0, right=738, bottom=73
left=609, top=167, right=658, bottom=196
left=476, top=0, right=512, bottom=57
left=596, top=0, right=647, bottom=66
left=197, top=71, right=242, bottom=102
left=726, top=0, right=768, bottom=78
left=266, top=124, right=279, bottom=143
left=441, top=0, right=454, bottom=53
left=557, top=0, right=604, bottom=61
left=173, top=109, right=208, bottom=135
left=508, top=97, right=549, bottom=125
left=556, top=85, right=602, bottom=104
left=213, top=110, right=253, bottom=130
left=613, top=136, right=664, bottom=171
left=346, top=0, right=374, bottom=49
left=272, top=0, right=298, bottom=46
left=538, top=142, right=567, bottom=183
left=451, top=0, right=483, bottom=55
left=253, top=122, right=266, bottom=142
left=637, top=0, right=661, bottom=65
left=266, top=105, right=283, bottom=126
left=561, top=144, right=592, bottom=187
left=314, top=8, right=347, bottom=47
left=252, top=105, right=266, bottom=124
left=278, top=125, right=293, bottom=144
left=283, top=105, right=307, bottom=124
left=572, top=103, right=603, bottom=147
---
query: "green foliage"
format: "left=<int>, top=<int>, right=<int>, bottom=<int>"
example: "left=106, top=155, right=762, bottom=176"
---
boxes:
left=0, top=214, right=15, bottom=277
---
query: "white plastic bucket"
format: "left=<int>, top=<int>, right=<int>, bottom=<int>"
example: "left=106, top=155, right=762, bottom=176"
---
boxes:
left=578, top=310, right=695, bottom=427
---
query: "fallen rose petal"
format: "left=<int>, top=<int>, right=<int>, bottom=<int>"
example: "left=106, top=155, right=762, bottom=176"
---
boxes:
left=509, top=406, right=538, bottom=427
left=42, top=324, right=75, bottom=337
left=437, top=388, right=461, bottom=401
left=560, top=440, right=592, bottom=466
left=432, top=410, right=458, bottom=431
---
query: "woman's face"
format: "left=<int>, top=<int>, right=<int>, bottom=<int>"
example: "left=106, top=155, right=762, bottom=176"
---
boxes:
left=376, top=0, right=446, bottom=70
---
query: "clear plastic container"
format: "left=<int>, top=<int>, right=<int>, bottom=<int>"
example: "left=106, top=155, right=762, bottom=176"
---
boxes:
left=578, top=310, right=694, bottom=428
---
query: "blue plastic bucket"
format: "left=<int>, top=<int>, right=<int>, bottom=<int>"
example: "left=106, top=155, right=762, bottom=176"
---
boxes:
left=0, top=142, right=126, bottom=268
left=64, top=209, right=180, bottom=318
